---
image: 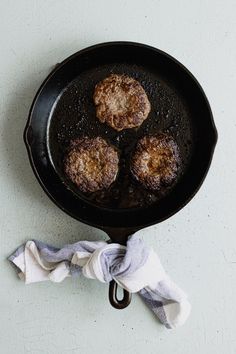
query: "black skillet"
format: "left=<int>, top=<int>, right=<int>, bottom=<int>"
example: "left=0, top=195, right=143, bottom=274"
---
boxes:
left=24, top=42, right=217, bottom=309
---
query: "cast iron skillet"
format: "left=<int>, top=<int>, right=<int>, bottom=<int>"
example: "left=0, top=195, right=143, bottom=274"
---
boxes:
left=24, top=42, right=217, bottom=309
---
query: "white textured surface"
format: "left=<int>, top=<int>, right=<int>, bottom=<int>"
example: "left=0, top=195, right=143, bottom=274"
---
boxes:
left=0, top=1, right=235, bottom=353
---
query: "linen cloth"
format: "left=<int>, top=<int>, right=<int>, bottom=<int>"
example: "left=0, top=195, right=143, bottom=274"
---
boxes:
left=8, top=235, right=191, bottom=329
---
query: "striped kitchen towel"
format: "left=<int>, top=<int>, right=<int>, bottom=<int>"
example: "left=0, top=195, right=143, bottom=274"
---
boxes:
left=8, top=234, right=191, bottom=329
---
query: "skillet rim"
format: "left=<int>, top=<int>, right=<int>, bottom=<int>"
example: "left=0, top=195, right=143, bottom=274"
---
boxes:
left=24, top=41, right=218, bottom=230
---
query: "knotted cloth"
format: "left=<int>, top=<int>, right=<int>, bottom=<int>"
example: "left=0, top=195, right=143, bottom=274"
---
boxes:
left=8, top=235, right=191, bottom=329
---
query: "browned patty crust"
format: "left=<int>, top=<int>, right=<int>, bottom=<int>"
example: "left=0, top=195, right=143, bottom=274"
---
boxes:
left=131, top=134, right=180, bottom=190
left=93, top=74, right=151, bottom=131
left=64, top=137, right=119, bottom=193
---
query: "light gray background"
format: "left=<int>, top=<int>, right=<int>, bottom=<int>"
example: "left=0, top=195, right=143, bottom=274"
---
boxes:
left=0, top=1, right=235, bottom=353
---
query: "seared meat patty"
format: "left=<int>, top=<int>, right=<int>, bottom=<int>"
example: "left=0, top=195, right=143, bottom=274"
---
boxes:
left=131, top=134, right=180, bottom=190
left=64, top=137, right=119, bottom=193
left=93, top=74, right=151, bottom=131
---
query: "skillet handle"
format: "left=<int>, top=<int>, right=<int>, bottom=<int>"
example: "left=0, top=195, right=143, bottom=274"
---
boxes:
left=109, top=280, right=132, bottom=309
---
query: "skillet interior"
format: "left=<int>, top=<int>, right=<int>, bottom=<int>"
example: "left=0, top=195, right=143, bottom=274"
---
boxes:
left=48, top=63, right=193, bottom=209
left=25, top=42, right=217, bottom=230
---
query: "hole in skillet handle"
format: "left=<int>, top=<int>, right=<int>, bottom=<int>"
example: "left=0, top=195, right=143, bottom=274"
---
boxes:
left=106, top=229, right=135, bottom=309
left=109, top=280, right=132, bottom=309
left=106, top=227, right=134, bottom=310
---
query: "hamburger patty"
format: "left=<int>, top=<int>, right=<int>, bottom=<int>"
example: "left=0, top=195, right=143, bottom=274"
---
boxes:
left=93, top=74, right=151, bottom=131
left=131, top=134, right=180, bottom=190
left=64, top=137, right=119, bottom=193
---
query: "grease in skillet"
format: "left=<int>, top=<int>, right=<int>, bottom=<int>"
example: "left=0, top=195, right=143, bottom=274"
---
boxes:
left=49, top=63, right=193, bottom=209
